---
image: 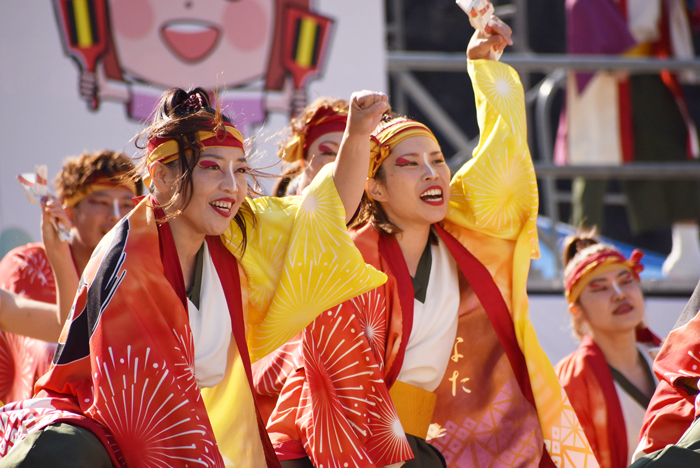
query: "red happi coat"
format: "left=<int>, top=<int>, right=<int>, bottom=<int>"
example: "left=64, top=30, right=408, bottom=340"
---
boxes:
left=0, top=199, right=279, bottom=467
left=0, top=244, right=58, bottom=403
left=638, top=309, right=700, bottom=455
left=257, top=224, right=553, bottom=467
left=556, top=331, right=661, bottom=468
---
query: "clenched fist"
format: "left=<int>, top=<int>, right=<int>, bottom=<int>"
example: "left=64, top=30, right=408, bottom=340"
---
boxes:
left=347, top=90, right=390, bottom=138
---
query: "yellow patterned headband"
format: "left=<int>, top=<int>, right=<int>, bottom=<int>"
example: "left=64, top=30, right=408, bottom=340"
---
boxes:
left=146, top=122, right=245, bottom=174
left=369, top=120, right=439, bottom=177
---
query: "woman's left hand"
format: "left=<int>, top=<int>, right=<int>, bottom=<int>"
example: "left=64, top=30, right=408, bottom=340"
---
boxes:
left=467, top=15, right=513, bottom=61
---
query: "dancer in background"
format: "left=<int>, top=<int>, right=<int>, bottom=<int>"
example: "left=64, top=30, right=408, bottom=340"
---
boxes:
left=556, top=0, right=700, bottom=280
left=555, top=231, right=661, bottom=468
left=0, top=86, right=388, bottom=467
left=273, top=97, right=348, bottom=197
left=0, top=151, right=140, bottom=403
left=257, top=19, right=599, bottom=468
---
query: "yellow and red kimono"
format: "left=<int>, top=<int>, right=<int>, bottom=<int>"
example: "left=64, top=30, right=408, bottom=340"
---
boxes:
left=256, top=59, right=599, bottom=468
left=556, top=330, right=661, bottom=468
left=0, top=165, right=386, bottom=467
left=0, top=244, right=57, bottom=403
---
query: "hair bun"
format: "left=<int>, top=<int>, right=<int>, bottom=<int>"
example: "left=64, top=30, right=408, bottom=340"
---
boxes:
left=182, top=93, right=204, bottom=114
left=562, top=228, right=600, bottom=267
left=162, top=88, right=212, bottom=119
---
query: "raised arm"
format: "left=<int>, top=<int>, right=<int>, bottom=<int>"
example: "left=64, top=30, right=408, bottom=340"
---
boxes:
left=333, top=91, right=389, bottom=223
left=447, top=18, right=538, bottom=251
left=41, top=198, right=79, bottom=325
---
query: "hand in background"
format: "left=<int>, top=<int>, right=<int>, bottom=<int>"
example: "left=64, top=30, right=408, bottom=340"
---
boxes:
left=41, top=198, right=72, bottom=269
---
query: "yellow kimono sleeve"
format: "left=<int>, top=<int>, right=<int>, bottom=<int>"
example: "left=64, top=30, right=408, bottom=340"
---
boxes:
left=446, top=58, right=539, bottom=259
left=443, top=59, right=599, bottom=468
left=221, top=163, right=387, bottom=362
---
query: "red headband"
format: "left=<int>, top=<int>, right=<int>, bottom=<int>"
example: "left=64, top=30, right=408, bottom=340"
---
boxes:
left=304, top=114, right=348, bottom=150
left=565, top=249, right=644, bottom=303
left=282, top=106, right=348, bottom=162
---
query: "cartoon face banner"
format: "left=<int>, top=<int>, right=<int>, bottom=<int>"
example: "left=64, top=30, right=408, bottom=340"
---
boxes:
left=52, top=0, right=335, bottom=131
left=0, top=1, right=386, bottom=256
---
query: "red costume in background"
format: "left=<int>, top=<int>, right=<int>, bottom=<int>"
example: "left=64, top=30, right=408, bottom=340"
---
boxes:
left=556, top=330, right=661, bottom=468
left=0, top=244, right=58, bottom=403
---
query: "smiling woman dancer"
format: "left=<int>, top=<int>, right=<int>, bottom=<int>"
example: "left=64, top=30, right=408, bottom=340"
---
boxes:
left=273, top=97, right=349, bottom=197
left=0, top=87, right=388, bottom=467
left=555, top=232, right=661, bottom=468
left=255, top=20, right=599, bottom=468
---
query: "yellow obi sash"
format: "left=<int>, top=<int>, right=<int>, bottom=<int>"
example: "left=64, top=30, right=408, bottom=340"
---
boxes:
left=389, top=380, right=437, bottom=440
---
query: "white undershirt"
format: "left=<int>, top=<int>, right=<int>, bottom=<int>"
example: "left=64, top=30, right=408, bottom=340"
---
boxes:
left=397, top=238, right=460, bottom=392
left=187, top=243, right=232, bottom=389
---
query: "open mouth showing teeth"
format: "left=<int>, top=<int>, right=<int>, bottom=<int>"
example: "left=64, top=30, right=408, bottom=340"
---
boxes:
left=420, top=188, right=443, bottom=201
left=210, top=201, right=232, bottom=211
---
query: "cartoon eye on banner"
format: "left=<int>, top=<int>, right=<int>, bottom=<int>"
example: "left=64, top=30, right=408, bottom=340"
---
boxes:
left=53, top=0, right=108, bottom=111
left=282, top=6, right=333, bottom=115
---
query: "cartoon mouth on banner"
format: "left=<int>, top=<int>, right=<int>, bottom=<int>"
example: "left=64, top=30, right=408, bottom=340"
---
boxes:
left=160, top=20, right=221, bottom=63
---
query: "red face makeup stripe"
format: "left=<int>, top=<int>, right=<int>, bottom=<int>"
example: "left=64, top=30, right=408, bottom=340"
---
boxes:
left=199, top=160, right=219, bottom=168
left=318, top=144, right=334, bottom=153
left=395, top=157, right=411, bottom=165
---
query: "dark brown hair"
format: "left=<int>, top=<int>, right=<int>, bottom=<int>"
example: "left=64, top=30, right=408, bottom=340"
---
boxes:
left=353, top=113, right=404, bottom=236
left=272, top=160, right=304, bottom=197
left=55, top=150, right=142, bottom=202
left=562, top=227, right=620, bottom=279
left=136, top=87, right=256, bottom=252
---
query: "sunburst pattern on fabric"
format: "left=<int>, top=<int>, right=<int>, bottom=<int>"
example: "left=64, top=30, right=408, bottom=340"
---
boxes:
left=447, top=59, right=539, bottom=253
left=296, top=303, right=413, bottom=468
left=252, top=335, right=302, bottom=397
left=222, top=164, right=387, bottom=362
left=237, top=227, right=287, bottom=320
left=352, top=290, right=387, bottom=365
left=18, top=252, right=55, bottom=289
left=462, top=149, right=537, bottom=235
left=0, top=334, right=15, bottom=399
left=1, top=335, right=34, bottom=401
left=0, top=398, right=74, bottom=456
left=470, top=60, right=527, bottom=137
left=91, top=346, right=222, bottom=468
left=172, top=328, right=198, bottom=400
